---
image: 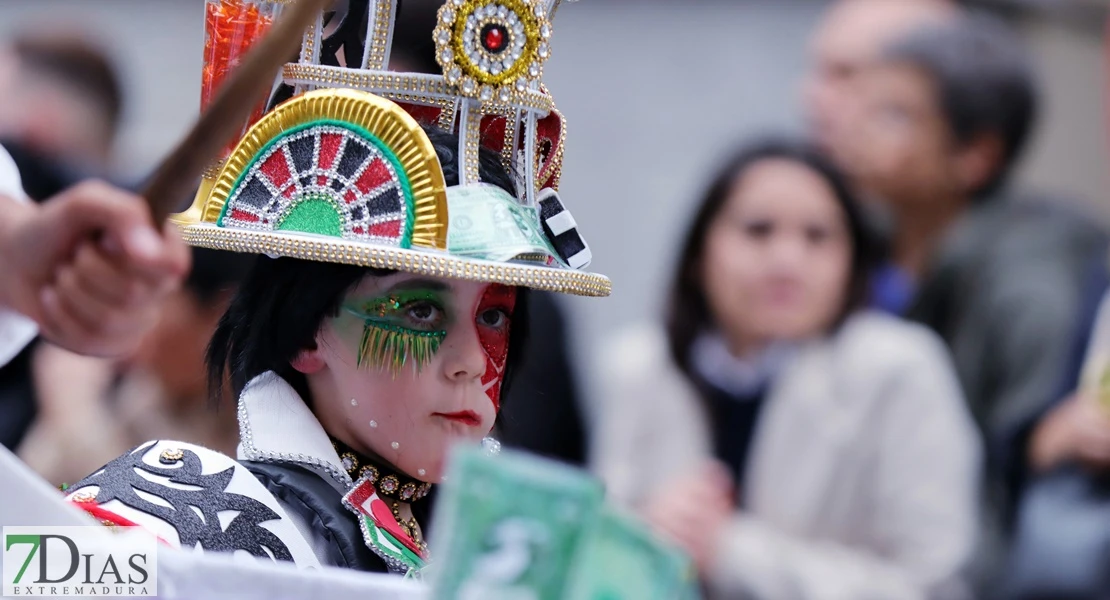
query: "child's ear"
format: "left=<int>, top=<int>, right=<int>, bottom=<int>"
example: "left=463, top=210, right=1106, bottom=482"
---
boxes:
left=291, top=345, right=326, bottom=374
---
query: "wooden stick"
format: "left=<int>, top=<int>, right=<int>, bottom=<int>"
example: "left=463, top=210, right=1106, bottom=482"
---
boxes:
left=142, top=0, right=331, bottom=222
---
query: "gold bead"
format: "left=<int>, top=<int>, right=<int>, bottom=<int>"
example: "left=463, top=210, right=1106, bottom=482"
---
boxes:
left=160, top=448, right=184, bottom=462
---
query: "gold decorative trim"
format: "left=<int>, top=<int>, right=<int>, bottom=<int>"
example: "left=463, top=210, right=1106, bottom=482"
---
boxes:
left=539, top=106, right=566, bottom=191
left=462, top=107, right=483, bottom=185
left=499, top=107, right=518, bottom=172
left=181, top=224, right=612, bottom=297
left=282, top=63, right=555, bottom=114
left=300, top=11, right=319, bottom=65
left=365, top=0, right=395, bottom=70
left=436, top=98, right=459, bottom=131
left=172, top=88, right=449, bottom=250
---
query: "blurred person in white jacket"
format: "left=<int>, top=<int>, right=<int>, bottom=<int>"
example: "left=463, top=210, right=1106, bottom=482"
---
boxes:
left=592, top=138, right=981, bottom=600
left=0, top=144, right=188, bottom=369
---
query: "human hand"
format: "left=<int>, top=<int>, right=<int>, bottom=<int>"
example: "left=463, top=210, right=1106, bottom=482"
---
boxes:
left=640, top=461, right=735, bottom=575
left=0, top=181, right=190, bottom=357
left=1030, top=393, right=1110, bottom=472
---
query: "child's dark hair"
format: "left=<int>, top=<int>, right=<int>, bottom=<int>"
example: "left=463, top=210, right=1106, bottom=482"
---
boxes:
left=206, top=126, right=530, bottom=404
left=186, top=247, right=254, bottom=306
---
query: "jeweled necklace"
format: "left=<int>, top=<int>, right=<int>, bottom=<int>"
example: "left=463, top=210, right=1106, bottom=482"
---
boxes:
left=330, top=437, right=432, bottom=502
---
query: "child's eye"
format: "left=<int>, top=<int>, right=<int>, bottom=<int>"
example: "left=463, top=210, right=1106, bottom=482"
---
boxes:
left=403, top=300, right=445, bottom=330
left=478, top=308, right=509, bottom=329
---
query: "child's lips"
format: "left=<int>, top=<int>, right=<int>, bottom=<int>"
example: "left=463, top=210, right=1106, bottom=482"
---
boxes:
left=433, top=410, right=482, bottom=427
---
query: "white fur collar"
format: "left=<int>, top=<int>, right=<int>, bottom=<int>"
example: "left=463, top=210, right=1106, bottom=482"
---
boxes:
left=237, top=371, right=353, bottom=492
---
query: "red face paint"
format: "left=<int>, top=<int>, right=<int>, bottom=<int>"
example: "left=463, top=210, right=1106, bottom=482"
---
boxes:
left=476, top=284, right=517, bottom=411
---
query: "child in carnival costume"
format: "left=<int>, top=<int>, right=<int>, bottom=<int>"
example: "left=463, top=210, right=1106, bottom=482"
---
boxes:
left=62, top=0, right=607, bottom=577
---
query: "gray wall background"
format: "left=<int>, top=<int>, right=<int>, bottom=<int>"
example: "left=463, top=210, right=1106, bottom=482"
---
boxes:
left=0, top=0, right=1103, bottom=414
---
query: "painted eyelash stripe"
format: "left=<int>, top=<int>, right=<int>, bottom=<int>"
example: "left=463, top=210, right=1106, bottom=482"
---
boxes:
left=356, top=324, right=444, bottom=376
left=344, top=290, right=449, bottom=375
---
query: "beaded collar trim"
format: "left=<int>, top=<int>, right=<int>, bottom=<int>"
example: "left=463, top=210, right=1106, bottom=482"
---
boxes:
left=236, top=372, right=353, bottom=491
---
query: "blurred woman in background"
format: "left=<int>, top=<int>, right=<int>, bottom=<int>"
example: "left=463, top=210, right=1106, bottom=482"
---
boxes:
left=593, top=138, right=981, bottom=599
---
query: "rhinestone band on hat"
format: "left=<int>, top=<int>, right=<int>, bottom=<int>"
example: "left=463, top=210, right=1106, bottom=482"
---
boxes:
left=365, top=0, right=396, bottom=70
left=181, top=224, right=612, bottom=297
left=281, top=64, right=556, bottom=115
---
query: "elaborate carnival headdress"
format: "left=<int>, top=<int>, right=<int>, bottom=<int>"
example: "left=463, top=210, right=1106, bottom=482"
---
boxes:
left=174, top=0, right=609, bottom=297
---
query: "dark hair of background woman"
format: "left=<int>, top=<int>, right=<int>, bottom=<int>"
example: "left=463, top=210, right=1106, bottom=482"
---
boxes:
left=665, top=137, right=879, bottom=379
left=207, top=126, right=530, bottom=406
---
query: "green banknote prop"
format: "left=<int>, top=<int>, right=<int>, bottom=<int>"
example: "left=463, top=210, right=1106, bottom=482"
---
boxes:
left=429, top=446, right=604, bottom=600
left=446, top=185, right=565, bottom=266
left=567, top=507, right=697, bottom=600
left=429, top=446, right=702, bottom=600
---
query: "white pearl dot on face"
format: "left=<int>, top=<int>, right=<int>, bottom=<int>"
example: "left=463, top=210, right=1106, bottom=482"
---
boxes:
left=391, top=441, right=400, bottom=450
left=417, top=469, right=426, bottom=476
left=350, top=398, right=358, bottom=406
left=369, top=420, right=378, bottom=428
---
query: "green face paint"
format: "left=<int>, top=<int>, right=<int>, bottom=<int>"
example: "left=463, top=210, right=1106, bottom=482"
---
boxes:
left=342, top=287, right=451, bottom=374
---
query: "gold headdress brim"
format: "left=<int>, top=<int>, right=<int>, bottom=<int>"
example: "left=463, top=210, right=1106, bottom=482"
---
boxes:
left=181, top=224, right=612, bottom=297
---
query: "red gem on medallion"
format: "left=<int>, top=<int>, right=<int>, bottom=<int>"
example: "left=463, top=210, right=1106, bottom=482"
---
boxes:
left=484, top=27, right=506, bottom=52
